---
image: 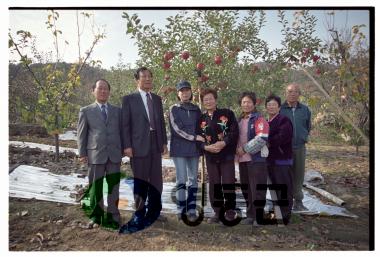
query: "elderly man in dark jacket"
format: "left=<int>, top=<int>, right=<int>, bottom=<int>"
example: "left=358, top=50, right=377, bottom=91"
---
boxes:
left=280, top=83, right=311, bottom=211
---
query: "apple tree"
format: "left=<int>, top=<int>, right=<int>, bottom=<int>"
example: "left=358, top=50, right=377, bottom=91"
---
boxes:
left=9, top=10, right=105, bottom=161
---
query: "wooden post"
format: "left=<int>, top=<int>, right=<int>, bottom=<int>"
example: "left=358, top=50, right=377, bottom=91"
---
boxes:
left=196, top=69, right=206, bottom=208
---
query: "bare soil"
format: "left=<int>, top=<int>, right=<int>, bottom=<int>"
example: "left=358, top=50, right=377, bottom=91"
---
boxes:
left=8, top=136, right=371, bottom=251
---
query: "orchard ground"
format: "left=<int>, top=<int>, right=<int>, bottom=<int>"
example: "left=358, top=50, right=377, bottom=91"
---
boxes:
left=8, top=133, right=370, bottom=251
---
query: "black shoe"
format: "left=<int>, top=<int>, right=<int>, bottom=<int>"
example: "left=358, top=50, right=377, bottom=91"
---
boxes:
left=143, top=215, right=159, bottom=228
left=119, top=216, right=144, bottom=234
left=143, top=211, right=161, bottom=228
left=118, top=224, right=131, bottom=234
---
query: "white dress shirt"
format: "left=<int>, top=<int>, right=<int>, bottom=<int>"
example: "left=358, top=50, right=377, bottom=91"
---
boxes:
left=138, top=88, right=152, bottom=122
left=95, top=101, right=108, bottom=116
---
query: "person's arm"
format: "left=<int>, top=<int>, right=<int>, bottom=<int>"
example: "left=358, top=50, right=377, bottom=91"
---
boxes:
left=121, top=95, right=132, bottom=156
left=158, top=96, right=168, bottom=154
left=196, top=114, right=207, bottom=151
left=222, top=110, right=239, bottom=146
left=118, top=107, right=123, bottom=155
left=306, top=106, right=312, bottom=134
left=77, top=108, right=88, bottom=162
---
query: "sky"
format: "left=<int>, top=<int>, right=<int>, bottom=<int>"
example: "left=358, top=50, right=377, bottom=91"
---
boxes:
left=8, top=9, right=370, bottom=69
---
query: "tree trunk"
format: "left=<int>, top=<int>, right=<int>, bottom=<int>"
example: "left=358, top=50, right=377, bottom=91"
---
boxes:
left=54, top=133, right=60, bottom=162
left=54, top=107, right=60, bottom=162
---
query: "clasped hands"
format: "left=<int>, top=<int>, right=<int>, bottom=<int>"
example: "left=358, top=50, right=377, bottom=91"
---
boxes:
left=204, top=140, right=226, bottom=153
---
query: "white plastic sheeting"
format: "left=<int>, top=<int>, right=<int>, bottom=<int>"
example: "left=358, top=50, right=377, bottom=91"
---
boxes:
left=9, top=165, right=357, bottom=218
left=9, top=165, right=86, bottom=204
left=59, top=130, right=77, bottom=141
left=10, top=141, right=79, bottom=155
left=304, top=169, right=325, bottom=186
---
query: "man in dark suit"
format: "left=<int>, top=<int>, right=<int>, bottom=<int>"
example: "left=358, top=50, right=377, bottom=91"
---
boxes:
left=77, top=79, right=122, bottom=229
left=119, top=67, right=168, bottom=234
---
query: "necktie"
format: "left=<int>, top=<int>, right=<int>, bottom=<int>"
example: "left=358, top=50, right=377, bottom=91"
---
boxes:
left=146, top=93, right=156, bottom=130
left=101, top=104, right=107, bottom=122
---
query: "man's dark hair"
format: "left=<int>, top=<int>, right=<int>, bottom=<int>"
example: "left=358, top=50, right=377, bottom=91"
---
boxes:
left=265, top=93, right=282, bottom=107
left=134, top=67, right=153, bottom=80
left=92, top=79, right=111, bottom=91
left=238, top=91, right=257, bottom=105
left=200, top=88, right=218, bottom=102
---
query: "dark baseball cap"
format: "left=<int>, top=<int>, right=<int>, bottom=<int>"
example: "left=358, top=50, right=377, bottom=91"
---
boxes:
left=176, top=80, right=191, bottom=91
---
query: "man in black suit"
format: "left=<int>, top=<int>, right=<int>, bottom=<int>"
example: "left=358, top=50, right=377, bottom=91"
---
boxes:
left=119, top=67, right=168, bottom=234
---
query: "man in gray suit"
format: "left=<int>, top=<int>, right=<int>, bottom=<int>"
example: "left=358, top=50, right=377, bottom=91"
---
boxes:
left=77, top=79, right=122, bottom=229
left=119, top=67, right=168, bottom=234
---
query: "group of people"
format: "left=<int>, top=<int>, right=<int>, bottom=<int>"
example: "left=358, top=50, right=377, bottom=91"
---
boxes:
left=77, top=66, right=311, bottom=234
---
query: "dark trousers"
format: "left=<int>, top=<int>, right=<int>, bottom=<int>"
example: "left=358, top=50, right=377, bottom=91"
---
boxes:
left=239, top=161, right=267, bottom=221
left=292, top=145, right=306, bottom=201
left=268, top=164, right=293, bottom=219
left=88, top=160, right=121, bottom=223
left=131, top=131, right=163, bottom=221
left=206, top=158, right=236, bottom=216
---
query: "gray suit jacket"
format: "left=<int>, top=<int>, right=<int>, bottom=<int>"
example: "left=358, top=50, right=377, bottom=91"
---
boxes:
left=77, top=102, right=123, bottom=164
left=121, top=92, right=167, bottom=157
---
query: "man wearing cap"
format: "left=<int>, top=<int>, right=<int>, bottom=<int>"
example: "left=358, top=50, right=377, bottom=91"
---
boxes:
left=169, top=81, right=204, bottom=223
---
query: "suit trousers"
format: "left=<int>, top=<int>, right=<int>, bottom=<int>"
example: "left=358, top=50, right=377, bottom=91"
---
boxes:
left=206, top=158, right=236, bottom=216
left=87, top=160, right=121, bottom=223
left=239, top=161, right=268, bottom=221
left=131, top=131, right=163, bottom=220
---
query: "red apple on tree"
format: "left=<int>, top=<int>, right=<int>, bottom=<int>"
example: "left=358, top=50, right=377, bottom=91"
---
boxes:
left=164, top=51, right=174, bottom=61
left=198, top=75, right=208, bottom=83
left=196, top=63, right=205, bottom=70
left=303, top=48, right=310, bottom=56
left=312, top=55, right=320, bottom=63
left=315, top=68, right=321, bottom=75
left=163, top=62, right=171, bottom=70
left=181, top=51, right=190, bottom=60
left=201, top=74, right=209, bottom=82
left=214, top=55, right=222, bottom=65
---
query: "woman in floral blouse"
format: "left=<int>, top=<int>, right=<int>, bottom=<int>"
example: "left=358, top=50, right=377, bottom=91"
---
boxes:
left=198, top=88, right=239, bottom=224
